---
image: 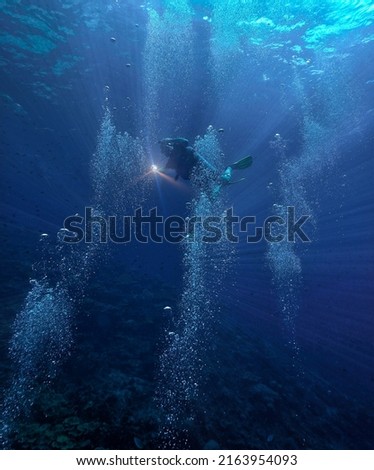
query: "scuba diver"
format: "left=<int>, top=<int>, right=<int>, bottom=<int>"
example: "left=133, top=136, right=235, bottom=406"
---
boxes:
left=158, top=137, right=252, bottom=192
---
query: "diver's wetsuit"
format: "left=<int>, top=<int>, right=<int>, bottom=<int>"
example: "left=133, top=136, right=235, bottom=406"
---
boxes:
left=159, top=138, right=200, bottom=180
left=159, top=137, right=219, bottom=180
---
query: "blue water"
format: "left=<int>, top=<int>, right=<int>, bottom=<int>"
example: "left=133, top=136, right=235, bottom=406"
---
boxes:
left=0, top=0, right=373, bottom=450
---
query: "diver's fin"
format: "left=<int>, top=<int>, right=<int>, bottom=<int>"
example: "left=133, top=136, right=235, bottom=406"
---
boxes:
left=230, top=156, right=253, bottom=170
left=228, top=177, right=246, bottom=185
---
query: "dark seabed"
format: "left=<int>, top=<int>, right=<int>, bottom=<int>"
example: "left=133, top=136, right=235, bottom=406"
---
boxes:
left=0, top=0, right=373, bottom=450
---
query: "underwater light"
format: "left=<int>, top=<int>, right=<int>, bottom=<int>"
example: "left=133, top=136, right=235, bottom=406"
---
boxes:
left=151, top=164, right=158, bottom=173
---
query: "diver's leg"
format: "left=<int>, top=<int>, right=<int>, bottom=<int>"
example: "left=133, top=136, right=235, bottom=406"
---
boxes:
left=211, top=166, right=233, bottom=197
left=220, top=166, right=233, bottom=185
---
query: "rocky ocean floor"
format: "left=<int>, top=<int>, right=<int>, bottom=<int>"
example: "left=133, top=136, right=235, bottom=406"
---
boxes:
left=0, top=255, right=373, bottom=450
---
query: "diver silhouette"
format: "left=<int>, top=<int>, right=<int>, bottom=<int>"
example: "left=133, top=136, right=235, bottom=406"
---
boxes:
left=158, top=137, right=252, bottom=192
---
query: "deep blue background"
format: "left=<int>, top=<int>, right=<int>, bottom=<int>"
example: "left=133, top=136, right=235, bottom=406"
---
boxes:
left=0, top=0, right=373, bottom=449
